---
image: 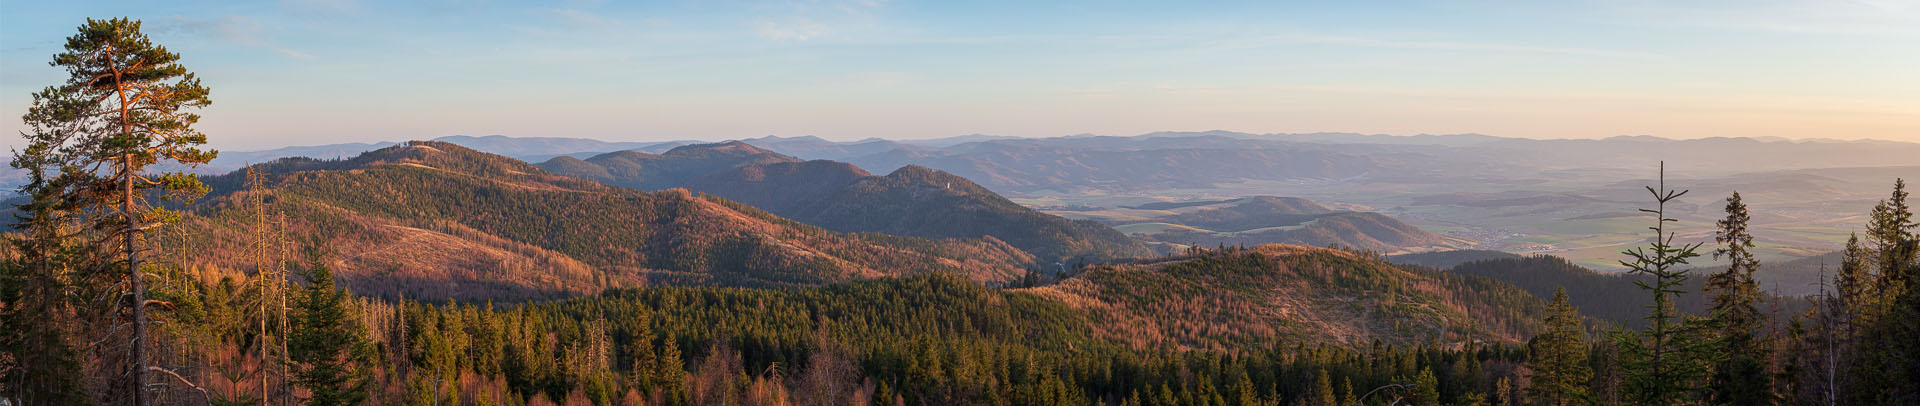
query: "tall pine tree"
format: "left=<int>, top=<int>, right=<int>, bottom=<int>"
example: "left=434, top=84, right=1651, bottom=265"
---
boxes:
left=1706, top=191, right=1773, bottom=405
left=15, top=17, right=216, bottom=406
left=1528, top=288, right=1590, bottom=406
left=1852, top=178, right=1916, bottom=405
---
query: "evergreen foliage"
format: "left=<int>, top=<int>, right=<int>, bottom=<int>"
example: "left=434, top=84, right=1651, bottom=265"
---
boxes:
left=288, top=265, right=374, bottom=406
left=1706, top=191, right=1773, bottom=406
left=1613, top=164, right=1714, bottom=406
left=1527, top=288, right=1590, bottom=406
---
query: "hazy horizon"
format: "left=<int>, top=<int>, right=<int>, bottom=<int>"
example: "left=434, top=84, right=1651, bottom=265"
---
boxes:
left=5, top=0, right=1917, bottom=151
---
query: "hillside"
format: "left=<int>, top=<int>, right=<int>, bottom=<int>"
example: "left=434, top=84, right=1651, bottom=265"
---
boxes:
left=1093, top=196, right=1465, bottom=253
left=776, top=165, right=1153, bottom=264
left=179, top=141, right=1033, bottom=301
left=1389, top=249, right=1524, bottom=269
left=680, top=160, right=874, bottom=212
left=1025, top=244, right=1551, bottom=349
left=559, top=143, right=1155, bottom=264
left=1438, top=254, right=1808, bottom=329
left=534, top=141, right=802, bottom=191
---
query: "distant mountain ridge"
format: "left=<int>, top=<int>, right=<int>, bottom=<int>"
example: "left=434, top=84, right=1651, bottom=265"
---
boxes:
left=181, top=141, right=1033, bottom=300
left=535, top=141, right=800, bottom=190
left=539, top=142, right=1153, bottom=263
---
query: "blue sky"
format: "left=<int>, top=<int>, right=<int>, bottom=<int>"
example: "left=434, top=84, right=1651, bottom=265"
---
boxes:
left=2, top=0, right=1917, bottom=150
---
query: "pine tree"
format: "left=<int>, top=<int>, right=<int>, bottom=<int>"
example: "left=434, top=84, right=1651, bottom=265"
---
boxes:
left=1852, top=178, right=1916, bottom=405
left=1528, top=288, right=1591, bottom=406
left=16, top=17, right=217, bottom=406
left=1706, top=191, right=1773, bottom=405
left=1413, top=367, right=1439, bottom=406
left=1883, top=243, right=1920, bottom=405
left=1338, top=377, right=1358, bottom=406
left=1865, top=179, right=1913, bottom=297
left=1494, top=377, right=1512, bottom=406
left=1614, top=163, right=1712, bottom=406
left=1232, top=373, right=1259, bottom=406
left=653, top=336, right=689, bottom=406
left=1313, top=369, right=1337, bottom=406
left=287, top=264, right=373, bottom=406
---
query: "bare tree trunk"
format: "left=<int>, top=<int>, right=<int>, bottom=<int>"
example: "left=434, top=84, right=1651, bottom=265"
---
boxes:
left=279, top=212, right=292, bottom=406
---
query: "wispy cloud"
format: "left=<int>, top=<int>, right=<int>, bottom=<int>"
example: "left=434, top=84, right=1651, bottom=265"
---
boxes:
left=1602, top=0, right=1920, bottom=38
left=160, top=15, right=316, bottom=60
left=753, top=18, right=828, bottom=41
left=747, top=0, right=887, bottom=41
left=553, top=8, right=625, bottom=33
left=1221, top=34, right=1662, bottom=59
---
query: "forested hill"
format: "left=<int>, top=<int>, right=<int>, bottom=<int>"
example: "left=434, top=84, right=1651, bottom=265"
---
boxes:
left=178, top=141, right=1035, bottom=300
left=1439, top=255, right=1812, bottom=329
left=542, top=141, right=1154, bottom=264
left=1100, top=196, right=1465, bottom=254
left=747, top=164, right=1155, bottom=263
left=1026, top=244, right=1552, bottom=349
left=534, top=141, right=801, bottom=191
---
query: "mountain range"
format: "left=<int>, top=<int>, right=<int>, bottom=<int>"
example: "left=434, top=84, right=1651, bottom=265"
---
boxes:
left=179, top=141, right=1033, bottom=301
left=536, top=142, right=1153, bottom=263
left=24, top=131, right=1907, bottom=297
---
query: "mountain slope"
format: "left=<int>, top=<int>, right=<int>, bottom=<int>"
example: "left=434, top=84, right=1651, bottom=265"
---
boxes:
left=1436, top=255, right=1814, bottom=329
left=681, top=160, right=873, bottom=212
left=1023, top=244, right=1550, bottom=349
left=1106, top=196, right=1463, bottom=253
left=1144, top=196, right=1336, bottom=231
left=180, top=142, right=1032, bottom=301
left=535, top=141, right=802, bottom=191
left=558, top=142, right=1155, bottom=264
left=1389, top=250, right=1524, bottom=269
left=774, top=165, right=1154, bottom=263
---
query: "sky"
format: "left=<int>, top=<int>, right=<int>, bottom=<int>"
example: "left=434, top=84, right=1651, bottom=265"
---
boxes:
left=1, top=0, right=1917, bottom=151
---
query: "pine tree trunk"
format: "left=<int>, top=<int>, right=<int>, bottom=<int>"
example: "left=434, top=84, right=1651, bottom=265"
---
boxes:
left=126, top=152, right=148, bottom=406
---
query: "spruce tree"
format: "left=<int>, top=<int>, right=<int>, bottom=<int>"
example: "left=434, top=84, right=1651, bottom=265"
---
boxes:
left=1865, top=179, right=1913, bottom=295
left=1613, top=163, right=1713, bottom=406
left=1339, top=377, right=1358, bottom=406
left=0, top=150, right=90, bottom=405
left=1853, top=179, right=1916, bottom=405
left=1313, top=369, right=1337, bottom=406
left=287, top=264, right=373, bottom=406
left=1528, top=288, right=1590, bottom=406
left=1413, top=367, right=1440, bottom=406
left=1706, top=191, right=1773, bottom=405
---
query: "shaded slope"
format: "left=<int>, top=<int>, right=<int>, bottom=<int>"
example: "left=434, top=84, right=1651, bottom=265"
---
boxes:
left=181, top=142, right=1033, bottom=301
left=774, top=165, right=1154, bottom=263
left=1147, top=196, right=1336, bottom=232
left=1436, top=255, right=1805, bottom=329
left=1123, top=197, right=1460, bottom=253
left=534, top=141, right=801, bottom=191
left=1024, top=245, right=1550, bottom=349
left=1389, top=250, right=1524, bottom=269
left=681, top=160, right=872, bottom=212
